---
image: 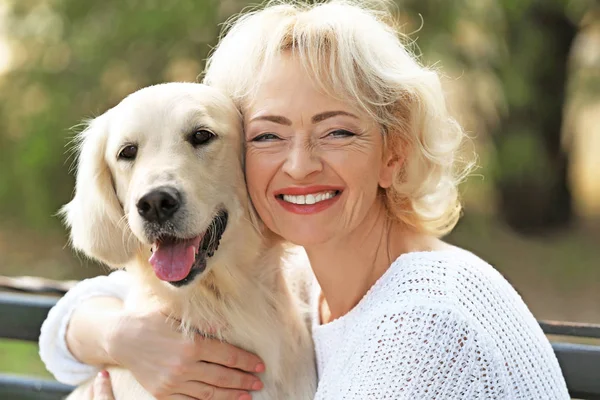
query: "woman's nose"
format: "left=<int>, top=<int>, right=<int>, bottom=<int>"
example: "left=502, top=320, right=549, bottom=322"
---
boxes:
left=282, top=142, right=323, bottom=180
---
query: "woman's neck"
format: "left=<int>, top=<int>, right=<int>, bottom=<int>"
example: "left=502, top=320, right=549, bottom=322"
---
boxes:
left=305, top=201, right=447, bottom=324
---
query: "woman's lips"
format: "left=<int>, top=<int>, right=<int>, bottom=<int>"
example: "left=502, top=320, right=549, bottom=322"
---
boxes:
left=274, top=185, right=344, bottom=196
left=274, top=186, right=343, bottom=215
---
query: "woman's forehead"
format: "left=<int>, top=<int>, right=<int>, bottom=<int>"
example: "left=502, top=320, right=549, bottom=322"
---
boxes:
left=246, top=79, right=361, bottom=116
left=244, top=93, right=365, bottom=124
left=236, top=51, right=377, bottom=126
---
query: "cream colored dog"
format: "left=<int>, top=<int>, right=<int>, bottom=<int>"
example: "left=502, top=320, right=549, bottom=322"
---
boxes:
left=61, top=83, right=317, bottom=399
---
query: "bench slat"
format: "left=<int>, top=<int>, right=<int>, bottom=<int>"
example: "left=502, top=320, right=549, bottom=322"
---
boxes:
left=541, top=320, right=600, bottom=339
left=3, top=291, right=600, bottom=342
left=553, top=342, right=600, bottom=400
left=0, top=292, right=58, bottom=342
left=0, top=374, right=73, bottom=400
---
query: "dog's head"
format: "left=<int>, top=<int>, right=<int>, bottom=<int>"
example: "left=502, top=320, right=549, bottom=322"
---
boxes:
left=62, top=83, right=249, bottom=287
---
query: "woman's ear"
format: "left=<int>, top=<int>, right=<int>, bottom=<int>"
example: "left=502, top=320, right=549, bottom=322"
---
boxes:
left=379, top=155, right=398, bottom=189
left=60, top=115, right=140, bottom=267
left=379, top=143, right=403, bottom=189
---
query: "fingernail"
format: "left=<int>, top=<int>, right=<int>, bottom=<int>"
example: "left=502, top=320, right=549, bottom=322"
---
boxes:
left=98, top=370, right=109, bottom=378
left=251, top=380, right=263, bottom=390
left=238, top=393, right=252, bottom=400
left=254, top=363, right=265, bottom=373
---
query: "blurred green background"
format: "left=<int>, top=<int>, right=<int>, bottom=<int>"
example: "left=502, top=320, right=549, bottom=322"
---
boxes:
left=0, top=0, right=599, bottom=379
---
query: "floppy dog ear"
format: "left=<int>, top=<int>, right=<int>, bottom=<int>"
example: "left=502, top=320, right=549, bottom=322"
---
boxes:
left=60, top=115, right=139, bottom=267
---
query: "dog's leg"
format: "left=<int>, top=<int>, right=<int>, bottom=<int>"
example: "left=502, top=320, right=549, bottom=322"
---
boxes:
left=108, top=367, right=156, bottom=400
left=64, top=380, right=93, bottom=400
left=65, top=367, right=155, bottom=400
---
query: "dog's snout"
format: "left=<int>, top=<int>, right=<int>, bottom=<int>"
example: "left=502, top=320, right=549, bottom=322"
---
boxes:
left=137, top=187, right=181, bottom=223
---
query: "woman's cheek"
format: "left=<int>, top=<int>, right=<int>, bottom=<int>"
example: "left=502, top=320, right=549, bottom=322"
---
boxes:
left=245, top=149, right=276, bottom=209
left=245, top=164, right=263, bottom=202
left=244, top=147, right=263, bottom=182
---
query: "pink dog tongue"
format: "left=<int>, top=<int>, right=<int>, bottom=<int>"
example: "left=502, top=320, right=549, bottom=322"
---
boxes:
left=149, top=236, right=202, bottom=282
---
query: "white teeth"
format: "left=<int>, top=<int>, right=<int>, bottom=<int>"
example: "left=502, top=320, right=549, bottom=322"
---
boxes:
left=282, top=191, right=337, bottom=205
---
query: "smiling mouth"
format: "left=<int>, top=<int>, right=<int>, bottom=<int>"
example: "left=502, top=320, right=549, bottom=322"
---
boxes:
left=148, top=210, right=228, bottom=287
left=276, top=190, right=341, bottom=205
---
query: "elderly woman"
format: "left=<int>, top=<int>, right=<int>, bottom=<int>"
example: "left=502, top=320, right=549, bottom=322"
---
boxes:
left=40, top=1, right=569, bottom=399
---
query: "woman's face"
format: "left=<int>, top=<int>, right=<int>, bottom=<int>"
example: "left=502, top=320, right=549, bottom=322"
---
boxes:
left=244, top=53, right=398, bottom=247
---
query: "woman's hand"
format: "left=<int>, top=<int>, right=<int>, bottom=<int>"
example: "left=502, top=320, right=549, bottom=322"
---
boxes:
left=105, top=307, right=264, bottom=400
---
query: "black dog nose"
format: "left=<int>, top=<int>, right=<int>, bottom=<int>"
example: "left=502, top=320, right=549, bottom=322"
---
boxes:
left=137, top=187, right=181, bottom=223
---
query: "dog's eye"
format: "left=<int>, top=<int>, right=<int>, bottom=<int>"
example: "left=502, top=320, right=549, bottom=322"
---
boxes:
left=118, top=145, right=138, bottom=160
left=190, top=129, right=216, bottom=147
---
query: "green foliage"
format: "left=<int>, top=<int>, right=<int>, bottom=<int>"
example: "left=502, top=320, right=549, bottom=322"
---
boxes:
left=0, top=0, right=595, bottom=232
left=0, top=0, right=224, bottom=230
left=491, top=129, right=554, bottom=183
left=0, top=339, right=52, bottom=378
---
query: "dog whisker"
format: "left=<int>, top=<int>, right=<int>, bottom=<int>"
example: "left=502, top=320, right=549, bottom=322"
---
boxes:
left=116, top=214, right=137, bottom=253
left=64, top=120, right=95, bottom=172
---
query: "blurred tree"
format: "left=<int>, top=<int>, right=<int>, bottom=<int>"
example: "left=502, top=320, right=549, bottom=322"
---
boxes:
left=0, top=0, right=223, bottom=231
left=396, top=0, right=597, bottom=235
left=491, top=0, right=577, bottom=234
left=0, top=0, right=597, bottom=236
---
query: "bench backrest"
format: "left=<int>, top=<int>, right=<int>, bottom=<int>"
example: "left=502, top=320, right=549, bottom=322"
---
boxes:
left=1, top=291, right=600, bottom=399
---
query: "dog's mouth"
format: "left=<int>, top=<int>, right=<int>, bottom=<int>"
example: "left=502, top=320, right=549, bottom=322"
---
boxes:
left=148, top=210, right=228, bottom=287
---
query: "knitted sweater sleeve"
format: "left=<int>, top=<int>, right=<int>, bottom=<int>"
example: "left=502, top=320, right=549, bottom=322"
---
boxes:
left=38, top=270, right=132, bottom=385
left=324, top=302, right=510, bottom=399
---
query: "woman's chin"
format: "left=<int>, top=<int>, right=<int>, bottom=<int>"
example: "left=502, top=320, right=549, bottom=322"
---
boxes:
left=277, top=228, right=334, bottom=248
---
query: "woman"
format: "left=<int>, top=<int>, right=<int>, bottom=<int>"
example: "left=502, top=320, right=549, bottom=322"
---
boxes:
left=40, top=1, right=569, bottom=399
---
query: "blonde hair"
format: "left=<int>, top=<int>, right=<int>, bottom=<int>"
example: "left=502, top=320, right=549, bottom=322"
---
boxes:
left=203, top=0, right=474, bottom=237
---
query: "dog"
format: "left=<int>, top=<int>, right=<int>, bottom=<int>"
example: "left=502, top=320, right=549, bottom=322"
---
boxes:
left=61, top=82, right=317, bottom=399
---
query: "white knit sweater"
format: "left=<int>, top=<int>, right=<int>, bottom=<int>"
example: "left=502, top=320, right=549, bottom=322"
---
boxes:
left=39, top=248, right=569, bottom=399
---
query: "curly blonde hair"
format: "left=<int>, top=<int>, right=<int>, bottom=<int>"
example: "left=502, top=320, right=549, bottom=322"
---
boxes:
left=203, top=0, right=474, bottom=237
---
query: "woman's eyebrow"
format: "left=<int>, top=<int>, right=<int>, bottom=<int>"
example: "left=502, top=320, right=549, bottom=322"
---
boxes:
left=249, top=110, right=358, bottom=125
left=312, top=110, right=358, bottom=123
left=249, top=115, right=292, bottom=125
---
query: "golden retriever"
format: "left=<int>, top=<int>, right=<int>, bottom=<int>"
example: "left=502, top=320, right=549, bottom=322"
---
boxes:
left=61, top=83, right=317, bottom=399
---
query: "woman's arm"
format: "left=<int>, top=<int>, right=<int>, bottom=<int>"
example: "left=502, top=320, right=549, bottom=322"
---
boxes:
left=66, top=296, right=124, bottom=366
left=39, top=271, right=132, bottom=385
left=40, top=270, right=265, bottom=400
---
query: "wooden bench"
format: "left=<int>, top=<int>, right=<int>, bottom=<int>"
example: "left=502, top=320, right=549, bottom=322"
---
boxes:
left=1, top=282, right=600, bottom=399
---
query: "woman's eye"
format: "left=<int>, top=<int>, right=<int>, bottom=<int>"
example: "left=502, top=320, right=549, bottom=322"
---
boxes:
left=118, top=145, right=138, bottom=161
left=251, top=133, right=281, bottom=142
left=190, top=129, right=216, bottom=147
left=327, top=129, right=355, bottom=138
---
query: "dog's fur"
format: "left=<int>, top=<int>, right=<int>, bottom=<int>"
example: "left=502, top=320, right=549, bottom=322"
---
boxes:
left=62, top=83, right=317, bottom=399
